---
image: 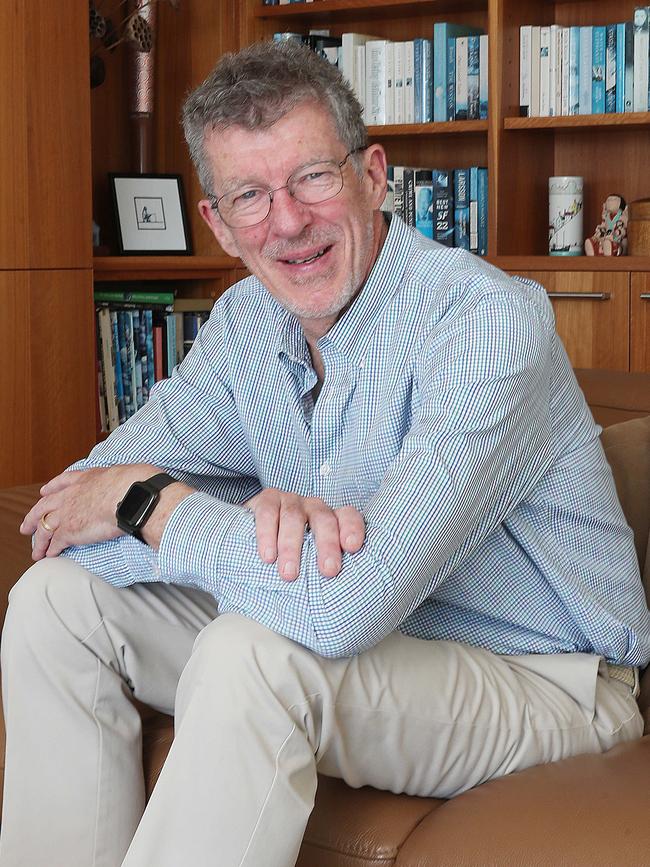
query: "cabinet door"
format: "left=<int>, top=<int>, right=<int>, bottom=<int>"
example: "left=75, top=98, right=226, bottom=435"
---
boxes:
left=508, top=271, right=629, bottom=371
left=631, top=273, right=650, bottom=373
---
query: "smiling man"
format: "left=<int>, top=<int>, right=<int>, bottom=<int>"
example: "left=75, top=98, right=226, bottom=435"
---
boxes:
left=2, top=40, right=649, bottom=867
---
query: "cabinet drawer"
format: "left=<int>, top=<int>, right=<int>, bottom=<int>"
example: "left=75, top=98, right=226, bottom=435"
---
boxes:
left=631, top=273, right=650, bottom=374
left=508, top=271, right=630, bottom=372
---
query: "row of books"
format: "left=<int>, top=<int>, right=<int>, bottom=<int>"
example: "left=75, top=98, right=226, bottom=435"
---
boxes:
left=95, top=290, right=212, bottom=432
left=519, top=9, right=650, bottom=117
left=273, top=25, right=488, bottom=124
left=382, top=166, right=488, bottom=255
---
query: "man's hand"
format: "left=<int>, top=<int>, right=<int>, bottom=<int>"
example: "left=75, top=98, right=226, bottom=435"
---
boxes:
left=21, top=463, right=160, bottom=560
left=244, top=489, right=365, bottom=581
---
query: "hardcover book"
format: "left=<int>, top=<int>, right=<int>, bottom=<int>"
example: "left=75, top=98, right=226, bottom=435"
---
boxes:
left=591, top=25, right=606, bottom=114
left=433, top=23, right=483, bottom=122
left=454, top=168, right=470, bottom=249
left=433, top=170, right=454, bottom=247
left=415, top=169, right=434, bottom=239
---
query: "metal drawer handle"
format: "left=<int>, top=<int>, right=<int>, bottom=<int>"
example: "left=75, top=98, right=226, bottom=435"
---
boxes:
left=640, top=294, right=650, bottom=300
left=547, top=292, right=611, bottom=300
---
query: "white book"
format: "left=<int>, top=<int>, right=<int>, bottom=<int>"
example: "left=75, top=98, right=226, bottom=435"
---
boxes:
left=393, top=41, right=405, bottom=124
left=97, top=307, right=120, bottom=432
left=404, top=41, right=415, bottom=123
left=384, top=41, right=395, bottom=124
left=549, top=24, right=559, bottom=115
left=366, top=40, right=389, bottom=125
left=561, top=27, right=570, bottom=115
left=569, top=26, right=580, bottom=115
left=530, top=26, right=541, bottom=116
left=456, top=36, right=469, bottom=120
left=520, top=25, right=532, bottom=115
left=579, top=26, right=593, bottom=114
left=633, top=6, right=650, bottom=112
left=539, top=26, right=551, bottom=116
left=341, top=33, right=378, bottom=102
left=355, top=45, right=366, bottom=115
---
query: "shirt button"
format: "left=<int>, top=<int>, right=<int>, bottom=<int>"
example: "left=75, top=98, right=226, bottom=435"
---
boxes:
left=320, top=462, right=332, bottom=477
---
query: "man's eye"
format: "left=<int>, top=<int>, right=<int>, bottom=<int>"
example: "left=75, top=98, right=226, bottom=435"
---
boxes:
left=233, top=189, right=263, bottom=206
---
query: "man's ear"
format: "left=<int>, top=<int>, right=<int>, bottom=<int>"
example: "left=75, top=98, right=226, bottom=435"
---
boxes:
left=362, top=144, right=389, bottom=210
left=198, top=199, right=240, bottom=258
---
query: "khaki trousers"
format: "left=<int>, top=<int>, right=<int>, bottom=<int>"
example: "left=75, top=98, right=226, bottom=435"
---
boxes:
left=0, top=557, right=643, bottom=867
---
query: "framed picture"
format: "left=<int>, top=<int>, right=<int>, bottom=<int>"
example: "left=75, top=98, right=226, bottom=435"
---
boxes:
left=109, top=173, right=192, bottom=255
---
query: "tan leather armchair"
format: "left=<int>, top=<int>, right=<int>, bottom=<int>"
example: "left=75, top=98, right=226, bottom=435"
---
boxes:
left=1, top=404, right=649, bottom=865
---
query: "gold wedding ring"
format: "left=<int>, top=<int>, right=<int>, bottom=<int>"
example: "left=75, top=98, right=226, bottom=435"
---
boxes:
left=40, top=514, right=54, bottom=533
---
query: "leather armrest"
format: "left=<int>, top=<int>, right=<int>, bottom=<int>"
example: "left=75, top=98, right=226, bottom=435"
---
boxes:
left=0, top=484, right=41, bottom=624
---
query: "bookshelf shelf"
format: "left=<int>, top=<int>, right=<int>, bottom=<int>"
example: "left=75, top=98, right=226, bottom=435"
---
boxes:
left=489, top=256, right=650, bottom=272
left=93, top=256, right=242, bottom=282
left=368, top=120, right=488, bottom=136
left=255, top=0, right=487, bottom=22
left=504, top=112, right=650, bottom=131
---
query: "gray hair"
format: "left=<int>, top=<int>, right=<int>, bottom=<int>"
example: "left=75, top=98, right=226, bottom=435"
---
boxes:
left=181, top=40, right=368, bottom=195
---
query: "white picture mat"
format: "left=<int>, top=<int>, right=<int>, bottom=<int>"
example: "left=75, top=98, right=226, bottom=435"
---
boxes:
left=113, top=176, right=188, bottom=252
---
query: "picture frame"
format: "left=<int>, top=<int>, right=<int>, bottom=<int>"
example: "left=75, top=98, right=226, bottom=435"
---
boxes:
left=109, top=173, right=192, bottom=255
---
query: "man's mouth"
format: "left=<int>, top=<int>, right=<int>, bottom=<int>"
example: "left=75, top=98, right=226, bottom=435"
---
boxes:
left=282, top=246, right=331, bottom=265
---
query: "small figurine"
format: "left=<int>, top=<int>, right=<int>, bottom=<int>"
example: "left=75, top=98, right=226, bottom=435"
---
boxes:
left=585, top=194, right=628, bottom=256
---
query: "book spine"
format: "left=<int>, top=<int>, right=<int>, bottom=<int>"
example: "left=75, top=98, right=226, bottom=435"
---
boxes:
left=633, top=7, right=650, bottom=111
left=433, top=169, right=454, bottom=247
left=455, top=36, right=468, bottom=120
left=384, top=41, right=395, bottom=124
left=446, top=36, right=456, bottom=120
left=414, top=39, right=423, bottom=123
left=414, top=169, right=434, bottom=239
left=549, top=24, right=559, bottom=116
left=366, top=41, right=386, bottom=125
left=579, top=26, right=593, bottom=114
left=454, top=168, right=470, bottom=249
left=467, top=35, right=480, bottom=119
left=404, top=41, right=415, bottom=123
left=137, top=309, right=149, bottom=404
left=153, top=324, right=164, bottom=384
left=165, top=312, right=177, bottom=377
left=403, top=167, right=415, bottom=226
left=592, top=25, right=606, bottom=113
left=605, top=24, right=617, bottom=112
left=393, top=41, right=405, bottom=124
left=125, top=310, right=138, bottom=415
left=539, top=27, right=551, bottom=117
left=382, top=165, right=395, bottom=214
left=479, top=34, right=489, bottom=119
left=393, top=165, right=405, bottom=221
left=422, top=38, right=433, bottom=122
left=110, top=311, right=126, bottom=425
left=469, top=166, right=479, bottom=253
left=117, top=310, right=134, bottom=420
left=355, top=45, right=366, bottom=114
left=569, top=27, right=580, bottom=115
left=130, top=309, right=143, bottom=411
left=530, top=26, right=541, bottom=116
left=93, top=289, right=175, bottom=305
left=97, top=307, right=119, bottom=432
left=624, top=21, right=635, bottom=111
left=616, top=23, right=625, bottom=113
left=433, top=23, right=448, bottom=122
left=477, top=167, right=488, bottom=256
left=520, top=25, right=532, bottom=116
left=561, top=27, right=570, bottom=116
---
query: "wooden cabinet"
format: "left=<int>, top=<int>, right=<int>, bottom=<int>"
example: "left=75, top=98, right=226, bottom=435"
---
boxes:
left=631, top=273, right=650, bottom=373
left=510, top=271, right=630, bottom=371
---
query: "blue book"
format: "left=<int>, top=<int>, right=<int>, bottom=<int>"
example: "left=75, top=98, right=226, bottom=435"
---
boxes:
left=110, top=311, right=126, bottom=425
left=117, top=310, right=134, bottom=419
left=144, top=309, right=155, bottom=388
left=454, top=168, right=470, bottom=249
left=469, top=166, right=479, bottom=253
left=467, top=35, right=480, bottom=119
left=433, top=169, right=454, bottom=246
left=446, top=37, right=457, bottom=121
left=165, top=312, right=177, bottom=377
left=616, top=23, right=626, bottom=112
left=455, top=37, right=469, bottom=119
left=477, top=167, right=488, bottom=256
left=605, top=24, right=617, bottom=112
left=623, top=21, right=634, bottom=111
left=413, top=38, right=433, bottom=122
left=569, top=26, right=580, bottom=115
left=579, top=26, right=593, bottom=114
left=136, top=309, right=149, bottom=404
left=131, top=309, right=143, bottom=410
left=592, top=25, right=606, bottom=113
left=479, top=34, right=489, bottom=119
left=433, top=23, right=482, bottom=122
left=415, top=169, right=434, bottom=239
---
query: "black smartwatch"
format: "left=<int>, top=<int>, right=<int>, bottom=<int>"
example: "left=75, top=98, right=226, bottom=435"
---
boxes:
left=115, top=472, right=178, bottom=542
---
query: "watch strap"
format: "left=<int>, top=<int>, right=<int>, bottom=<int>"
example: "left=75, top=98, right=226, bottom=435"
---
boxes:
left=143, top=472, right=178, bottom=494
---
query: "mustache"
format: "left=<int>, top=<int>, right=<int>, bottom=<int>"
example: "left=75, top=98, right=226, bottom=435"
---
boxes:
left=263, top=227, right=340, bottom=260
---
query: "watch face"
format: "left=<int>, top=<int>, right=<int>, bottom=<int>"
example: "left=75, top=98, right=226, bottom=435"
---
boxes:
left=118, top=483, right=157, bottom=528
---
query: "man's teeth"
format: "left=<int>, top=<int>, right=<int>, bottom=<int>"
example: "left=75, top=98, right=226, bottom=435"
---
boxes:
left=285, top=248, right=327, bottom=265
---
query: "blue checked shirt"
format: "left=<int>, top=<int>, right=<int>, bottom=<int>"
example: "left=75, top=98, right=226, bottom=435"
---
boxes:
left=65, top=215, right=650, bottom=664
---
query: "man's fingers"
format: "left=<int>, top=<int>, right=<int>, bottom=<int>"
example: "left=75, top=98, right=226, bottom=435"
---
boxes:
left=249, top=491, right=281, bottom=564
left=40, top=471, right=79, bottom=496
left=307, top=504, right=344, bottom=578
left=276, top=499, right=308, bottom=581
left=335, top=506, right=366, bottom=553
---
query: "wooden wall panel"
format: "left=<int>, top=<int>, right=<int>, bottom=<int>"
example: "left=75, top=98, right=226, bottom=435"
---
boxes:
left=0, top=0, right=92, bottom=270
left=0, top=270, right=97, bottom=487
left=631, top=273, right=650, bottom=374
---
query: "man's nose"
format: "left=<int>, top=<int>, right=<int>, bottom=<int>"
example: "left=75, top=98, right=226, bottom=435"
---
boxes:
left=267, top=186, right=312, bottom=237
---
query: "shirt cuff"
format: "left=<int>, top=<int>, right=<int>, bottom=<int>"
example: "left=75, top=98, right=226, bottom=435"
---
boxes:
left=158, top=491, right=255, bottom=588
